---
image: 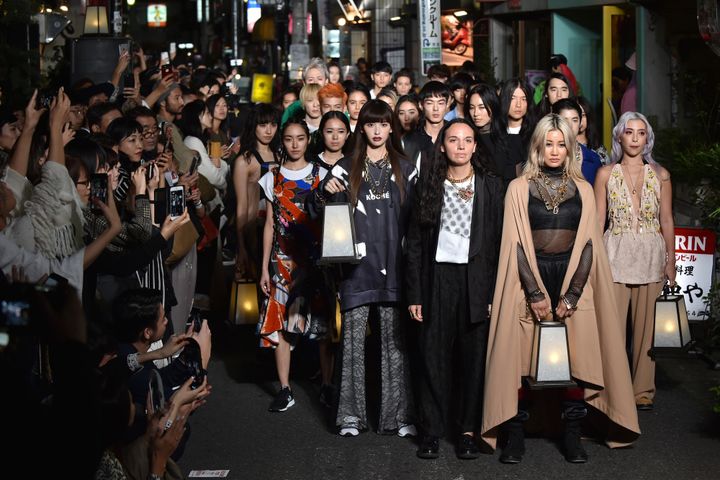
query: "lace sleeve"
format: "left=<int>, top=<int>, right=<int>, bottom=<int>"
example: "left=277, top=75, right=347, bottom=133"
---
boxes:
left=517, top=243, right=545, bottom=303
left=563, top=240, right=593, bottom=307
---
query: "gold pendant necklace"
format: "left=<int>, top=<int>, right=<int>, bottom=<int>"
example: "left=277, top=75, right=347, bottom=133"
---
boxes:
left=533, top=170, right=569, bottom=214
left=623, top=164, right=643, bottom=196
left=447, top=171, right=475, bottom=202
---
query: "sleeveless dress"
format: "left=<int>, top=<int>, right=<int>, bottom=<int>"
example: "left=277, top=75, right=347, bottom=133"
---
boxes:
left=257, top=163, right=329, bottom=347
left=603, top=163, right=665, bottom=285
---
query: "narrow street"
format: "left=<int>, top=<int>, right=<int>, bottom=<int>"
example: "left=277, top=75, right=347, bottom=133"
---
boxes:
left=178, top=322, right=720, bottom=479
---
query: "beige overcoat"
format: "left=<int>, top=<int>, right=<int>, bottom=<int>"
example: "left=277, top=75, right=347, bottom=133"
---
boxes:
left=481, top=177, right=640, bottom=449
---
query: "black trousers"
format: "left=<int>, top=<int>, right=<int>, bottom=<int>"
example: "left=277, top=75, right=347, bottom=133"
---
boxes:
left=419, top=262, right=489, bottom=437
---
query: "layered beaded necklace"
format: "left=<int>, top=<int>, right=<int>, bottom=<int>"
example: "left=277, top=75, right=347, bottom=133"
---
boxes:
left=532, top=168, right=569, bottom=214
left=363, top=153, right=391, bottom=197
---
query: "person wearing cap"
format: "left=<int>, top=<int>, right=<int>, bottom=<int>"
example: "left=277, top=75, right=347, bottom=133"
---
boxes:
left=533, top=54, right=582, bottom=105
left=150, top=77, right=194, bottom=172
left=70, top=80, right=117, bottom=109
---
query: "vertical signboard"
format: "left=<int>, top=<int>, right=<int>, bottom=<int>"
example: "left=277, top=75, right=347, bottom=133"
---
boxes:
left=418, top=0, right=441, bottom=74
left=674, top=227, right=716, bottom=320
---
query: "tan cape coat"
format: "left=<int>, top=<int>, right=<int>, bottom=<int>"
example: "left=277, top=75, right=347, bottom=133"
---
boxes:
left=481, top=177, right=640, bottom=449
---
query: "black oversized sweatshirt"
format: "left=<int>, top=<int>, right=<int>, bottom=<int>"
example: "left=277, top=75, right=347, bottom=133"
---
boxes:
left=307, top=156, right=417, bottom=311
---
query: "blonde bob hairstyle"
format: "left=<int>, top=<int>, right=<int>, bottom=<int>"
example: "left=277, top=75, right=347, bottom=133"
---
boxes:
left=522, top=113, right=584, bottom=183
left=299, top=83, right=322, bottom=105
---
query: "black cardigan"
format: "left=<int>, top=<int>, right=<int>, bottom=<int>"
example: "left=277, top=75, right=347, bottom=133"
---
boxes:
left=405, top=168, right=504, bottom=324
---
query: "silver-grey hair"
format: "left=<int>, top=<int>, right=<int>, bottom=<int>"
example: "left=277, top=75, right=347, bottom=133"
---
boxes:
left=303, top=58, right=329, bottom=82
left=611, top=111, right=657, bottom=165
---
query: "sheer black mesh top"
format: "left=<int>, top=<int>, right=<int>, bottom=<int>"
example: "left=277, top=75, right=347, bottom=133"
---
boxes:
left=528, top=166, right=581, bottom=255
left=517, top=166, right=593, bottom=307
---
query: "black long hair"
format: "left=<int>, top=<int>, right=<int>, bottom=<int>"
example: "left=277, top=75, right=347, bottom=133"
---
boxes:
left=393, top=94, right=420, bottom=136
left=464, top=84, right=503, bottom=137
left=417, top=118, right=493, bottom=226
left=499, top=78, right=536, bottom=146
left=349, top=100, right=407, bottom=205
left=238, top=103, right=281, bottom=163
left=206, top=94, right=229, bottom=135
left=575, top=96, right=601, bottom=150
left=178, top=100, right=208, bottom=141
left=538, top=72, right=574, bottom=116
left=277, top=117, right=310, bottom=165
left=318, top=110, right=351, bottom=154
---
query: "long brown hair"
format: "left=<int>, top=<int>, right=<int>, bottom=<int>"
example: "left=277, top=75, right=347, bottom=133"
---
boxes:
left=349, top=100, right=407, bottom=205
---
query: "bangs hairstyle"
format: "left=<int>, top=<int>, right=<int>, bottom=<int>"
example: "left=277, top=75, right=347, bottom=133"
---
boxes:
left=418, top=80, right=452, bottom=102
left=299, top=83, right=322, bottom=104
left=349, top=99, right=408, bottom=205
left=238, top=103, right=282, bottom=162
left=278, top=117, right=310, bottom=164
left=611, top=111, right=657, bottom=165
left=65, top=137, right=106, bottom=175
left=106, top=117, right=142, bottom=145
left=523, top=114, right=583, bottom=182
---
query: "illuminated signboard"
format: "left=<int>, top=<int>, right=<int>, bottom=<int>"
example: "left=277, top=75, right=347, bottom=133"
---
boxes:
left=248, top=0, right=262, bottom=33
left=147, top=4, right=167, bottom=28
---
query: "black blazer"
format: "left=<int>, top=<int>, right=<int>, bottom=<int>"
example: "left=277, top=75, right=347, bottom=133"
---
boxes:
left=405, top=168, right=504, bottom=324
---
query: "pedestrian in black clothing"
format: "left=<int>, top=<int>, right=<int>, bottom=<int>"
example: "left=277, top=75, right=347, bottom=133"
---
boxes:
left=308, top=100, right=416, bottom=438
left=402, top=81, right=451, bottom=173
left=405, top=118, right=504, bottom=460
left=465, top=84, right=523, bottom=182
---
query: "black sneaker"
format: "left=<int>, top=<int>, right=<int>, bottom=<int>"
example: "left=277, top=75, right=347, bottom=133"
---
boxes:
left=268, top=386, right=295, bottom=412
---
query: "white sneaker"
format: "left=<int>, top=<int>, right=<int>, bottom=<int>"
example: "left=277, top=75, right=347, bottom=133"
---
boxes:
left=339, top=427, right=360, bottom=437
left=398, top=424, right=418, bottom=437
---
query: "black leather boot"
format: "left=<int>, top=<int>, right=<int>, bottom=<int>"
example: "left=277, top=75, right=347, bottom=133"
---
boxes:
left=562, top=401, right=588, bottom=463
left=417, top=435, right=440, bottom=459
left=499, top=411, right=528, bottom=464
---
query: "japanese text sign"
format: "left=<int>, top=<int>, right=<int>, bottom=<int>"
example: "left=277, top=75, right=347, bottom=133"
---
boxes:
left=674, top=227, right=715, bottom=320
left=418, top=0, right=441, bottom=74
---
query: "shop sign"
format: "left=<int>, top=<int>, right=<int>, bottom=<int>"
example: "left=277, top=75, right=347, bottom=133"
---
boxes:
left=674, top=227, right=716, bottom=320
left=418, top=0, right=441, bottom=74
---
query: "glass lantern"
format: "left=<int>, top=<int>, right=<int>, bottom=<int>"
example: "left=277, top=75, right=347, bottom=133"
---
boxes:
left=319, top=202, right=361, bottom=264
left=229, top=281, right=259, bottom=325
left=527, top=321, right=576, bottom=389
left=653, top=285, right=692, bottom=350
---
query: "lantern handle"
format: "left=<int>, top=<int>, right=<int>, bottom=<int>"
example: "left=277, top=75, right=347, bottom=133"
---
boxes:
left=662, top=281, right=681, bottom=297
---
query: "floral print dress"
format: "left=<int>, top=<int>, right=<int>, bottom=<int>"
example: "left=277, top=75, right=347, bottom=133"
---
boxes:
left=257, top=163, right=329, bottom=347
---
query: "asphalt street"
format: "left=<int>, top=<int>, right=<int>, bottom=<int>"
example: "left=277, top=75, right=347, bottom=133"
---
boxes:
left=177, top=321, right=720, bottom=480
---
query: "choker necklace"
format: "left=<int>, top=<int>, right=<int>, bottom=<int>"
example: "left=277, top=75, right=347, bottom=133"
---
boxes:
left=533, top=169, right=569, bottom=214
left=447, top=171, right=474, bottom=202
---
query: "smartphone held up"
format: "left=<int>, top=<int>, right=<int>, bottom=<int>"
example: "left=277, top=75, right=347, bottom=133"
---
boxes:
left=90, top=174, right=109, bottom=212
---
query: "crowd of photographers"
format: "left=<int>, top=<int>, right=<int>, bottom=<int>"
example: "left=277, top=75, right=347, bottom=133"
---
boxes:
left=0, top=46, right=227, bottom=479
